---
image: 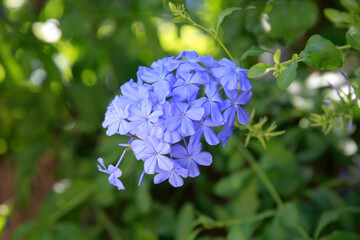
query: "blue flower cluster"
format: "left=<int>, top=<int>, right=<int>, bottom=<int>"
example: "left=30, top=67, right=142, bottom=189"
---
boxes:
left=98, top=50, right=252, bottom=189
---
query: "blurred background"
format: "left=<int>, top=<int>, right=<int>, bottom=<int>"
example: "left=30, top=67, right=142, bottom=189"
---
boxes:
left=0, top=0, right=360, bottom=239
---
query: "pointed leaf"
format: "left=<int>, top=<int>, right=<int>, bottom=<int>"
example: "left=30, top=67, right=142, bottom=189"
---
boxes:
left=273, top=49, right=281, bottom=64
left=277, top=62, right=298, bottom=90
left=324, top=8, right=351, bottom=24
left=314, top=210, right=340, bottom=238
left=248, top=62, right=271, bottom=78
left=216, top=7, right=242, bottom=33
left=241, top=46, right=272, bottom=61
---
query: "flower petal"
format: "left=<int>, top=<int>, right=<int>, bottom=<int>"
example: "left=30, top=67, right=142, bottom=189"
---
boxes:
left=181, top=117, right=196, bottom=136
left=169, top=173, right=184, bottom=187
left=236, top=106, right=250, bottom=125
left=192, top=152, right=213, bottom=166
left=157, top=155, right=174, bottom=171
left=154, top=172, right=171, bottom=184
left=144, top=156, right=157, bottom=174
left=204, top=127, right=220, bottom=145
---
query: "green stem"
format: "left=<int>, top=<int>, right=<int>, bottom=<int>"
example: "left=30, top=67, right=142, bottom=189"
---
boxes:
left=238, top=142, right=283, bottom=207
left=337, top=45, right=352, bottom=51
left=237, top=142, right=312, bottom=240
left=179, top=13, right=235, bottom=62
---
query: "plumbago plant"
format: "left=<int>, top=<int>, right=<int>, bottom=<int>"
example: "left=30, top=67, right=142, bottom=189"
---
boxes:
left=97, top=1, right=360, bottom=240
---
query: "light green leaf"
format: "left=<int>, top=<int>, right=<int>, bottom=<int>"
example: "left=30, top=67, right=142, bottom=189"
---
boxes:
left=172, top=16, right=189, bottom=24
left=216, top=7, right=242, bottom=33
left=324, top=8, right=351, bottom=24
left=346, top=26, right=360, bottom=50
left=300, top=35, right=343, bottom=70
left=241, top=46, right=272, bottom=61
left=273, top=49, right=281, bottom=64
left=277, top=203, right=300, bottom=228
left=277, top=62, right=297, bottom=90
left=314, top=210, right=340, bottom=238
left=340, top=0, right=360, bottom=13
left=248, top=62, right=272, bottom=78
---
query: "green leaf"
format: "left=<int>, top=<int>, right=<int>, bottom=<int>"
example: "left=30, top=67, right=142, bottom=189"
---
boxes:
left=346, top=26, right=360, bottom=50
left=172, top=16, right=189, bottom=24
left=216, top=7, right=242, bottom=33
left=277, top=203, right=299, bottom=228
left=314, top=210, right=340, bottom=238
left=300, top=35, right=343, bottom=70
left=321, top=231, right=360, bottom=240
left=277, top=62, right=297, bottom=90
left=273, top=49, right=281, bottom=64
left=340, top=0, right=360, bottom=13
left=268, top=0, right=318, bottom=41
left=136, top=179, right=152, bottom=214
left=175, top=203, right=194, bottom=240
left=54, top=223, right=87, bottom=240
left=213, top=170, right=251, bottom=197
left=248, top=63, right=271, bottom=78
left=324, top=8, right=351, bottom=24
left=227, top=228, right=246, bottom=240
left=241, top=46, right=272, bottom=61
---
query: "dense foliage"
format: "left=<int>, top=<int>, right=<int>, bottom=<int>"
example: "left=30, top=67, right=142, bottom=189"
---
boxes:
left=1, top=0, right=360, bottom=239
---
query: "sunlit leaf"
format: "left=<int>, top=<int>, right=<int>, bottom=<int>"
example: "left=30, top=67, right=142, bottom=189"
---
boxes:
left=172, top=16, right=190, bottom=24
left=248, top=62, right=272, bottom=78
left=273, top=49, right=281, bottom=64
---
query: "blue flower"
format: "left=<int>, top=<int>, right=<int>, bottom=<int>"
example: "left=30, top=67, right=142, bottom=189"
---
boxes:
left=97, top=157, right=125, bottom=190
left=154, top=162, right=188, bottom=187
left=100, top=50, right=253, bottom=189
left=165, top=102, right=204, bottom=136
left=172, top=71, right=209, bottom=102
left=212, top=58, right=252, bottom=91
left=127, top=102, right=163, bottom=136
left=171, top=141, right=212, bottom=177
left=102, top=96, right=130, bottom=136
left=202, top=81, right=224, bottom=122
left=132, top=136, right=173, bottom=174
left=190, top=118, right=223, bottom=146
left=118, top=80, right=150, bottom=108
left=223, top=89, right=252, bottom=126
left=217, top=125, right=233, bottom=148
